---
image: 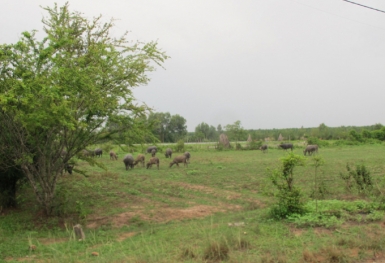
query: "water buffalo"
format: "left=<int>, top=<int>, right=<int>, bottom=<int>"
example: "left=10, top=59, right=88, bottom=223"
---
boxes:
left=133, top=154, right=145, bottom=167
left=304, top=145, right=318, bottom=156
left=123, top=154, right=135, bottom=170
left=146, top=146, right=157, bottom=154
left=109, top=151, right=118, bottom=160
left=82, top=149, right=95, bottom=158
left=147, top=157, right=160, bottom=169
left=63, top=163, right=74, bottom=174
left=94, top=148, right=103, bottom=158
left=278, top=143, right=293, bottom=151
left=184, top=152, right=191, bottom=163
left=60, top=150, right=73, bottom=174
left=259, top=145, right=268, bottom=153
left=170, top=155, right=188, bottom=168
left=165, top=148, right=173, bottom=158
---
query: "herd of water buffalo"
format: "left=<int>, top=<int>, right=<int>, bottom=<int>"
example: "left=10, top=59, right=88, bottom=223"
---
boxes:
left=260, top=143, right=319, bottom=156
left=62, top=143, right=318, bottom=174
left=78, top=146, right=191, bottom=171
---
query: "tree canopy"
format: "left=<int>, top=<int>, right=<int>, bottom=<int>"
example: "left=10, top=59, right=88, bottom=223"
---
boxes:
left=0, top=3, right=168, bottom=214
left=148, top=112, right=187, bottom=143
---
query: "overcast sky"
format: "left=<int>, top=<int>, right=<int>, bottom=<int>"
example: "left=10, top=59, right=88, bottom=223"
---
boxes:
left=2, top=1, right=385, bottom=131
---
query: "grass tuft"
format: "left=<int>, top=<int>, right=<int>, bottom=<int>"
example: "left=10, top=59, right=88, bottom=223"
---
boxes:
left=203, top=241, right=229, bottom=261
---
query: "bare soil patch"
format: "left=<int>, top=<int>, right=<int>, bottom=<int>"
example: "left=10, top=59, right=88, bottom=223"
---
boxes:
left=87, top=200, right=242, bottom=229
left=116, top=232, right=136, bottom=242
left=38, top=237, right=68, bottom=245
left=86, top=181, right=246, bottom=229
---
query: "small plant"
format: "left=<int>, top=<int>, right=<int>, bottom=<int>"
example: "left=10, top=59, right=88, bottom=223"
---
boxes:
left=311, top=156, right=325, bottom=212
left=307, top=137, right=329, bottom=147
left=203, top=241, right=229, bottom=261
left=175, top=139, right=185, bottom=152
left=248, top=140, right=262, bottom=150
left=186, top=170, right=199, bottom=175
left=340, top=163, right=372, bottom=193
left=269, top=153, right=307, bottom=219
left=75, top=200, right=88, bottom=219
left=179, top=248, right=196, bottom=260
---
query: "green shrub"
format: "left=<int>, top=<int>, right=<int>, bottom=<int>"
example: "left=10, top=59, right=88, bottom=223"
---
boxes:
left=175, top=139, right=185, bottom=152
left=269, top=153, right=307, bottom=219
left=340, top=163, right=372, bottom=193
left=334, top=140, right=359, bottom=146
left=307, top=137, right=329, bottom=147
left=248, top=140, right=262, bottom=150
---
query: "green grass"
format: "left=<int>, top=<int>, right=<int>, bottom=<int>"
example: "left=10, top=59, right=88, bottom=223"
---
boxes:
left=2, top=142, right=385, bottom=262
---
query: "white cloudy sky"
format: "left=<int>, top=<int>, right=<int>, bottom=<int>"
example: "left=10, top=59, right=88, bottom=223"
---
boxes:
left=2, top=0, right=385, bottom=131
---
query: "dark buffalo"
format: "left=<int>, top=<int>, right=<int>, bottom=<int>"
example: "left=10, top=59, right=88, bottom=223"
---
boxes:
left=278, top=143, right=293, bottom=151
left=146, top=146, right=157, bottom=154
left=123, top=154, right=135, bottom=170
left=184, top=152, right=191, bottom=163
left=59, top=150, right=73, bottom=174
left=259, top=145, right=268, bottom=153
left=94, top=148, right=103, bottom=158
left=165, top=148, right=173, bottom=158
left=64, top=163, right=74, bottom=174
left=303, top=145, right=318, bottom=156
left=82, top=149, right=95, bottom=158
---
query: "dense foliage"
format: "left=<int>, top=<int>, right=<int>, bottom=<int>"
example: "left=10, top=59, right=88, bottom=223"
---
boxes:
left=0, top=3, right=168, bottom=214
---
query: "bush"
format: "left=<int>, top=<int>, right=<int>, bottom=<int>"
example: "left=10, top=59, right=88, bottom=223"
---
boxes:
left=333, top=140, right=361, bottom=146
left=340, top=163, right=372, bottom=193
left=269, top=153, right=307, bottom=219
left=248, top=140, right=262, bottom=150
left=307, top=137, right=329, bottom=147
left=175, top=139, right=185, bottom=152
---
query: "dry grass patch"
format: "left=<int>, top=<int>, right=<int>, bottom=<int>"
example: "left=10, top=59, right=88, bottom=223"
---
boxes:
left=203, top=241, right=229, bottom=262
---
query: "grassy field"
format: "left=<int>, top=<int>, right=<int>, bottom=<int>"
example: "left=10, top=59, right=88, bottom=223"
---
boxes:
left=2, top=142, right=385, bottom=262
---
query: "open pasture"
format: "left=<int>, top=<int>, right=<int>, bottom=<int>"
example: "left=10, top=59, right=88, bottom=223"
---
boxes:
left=2, top=142, right=385, bottom=262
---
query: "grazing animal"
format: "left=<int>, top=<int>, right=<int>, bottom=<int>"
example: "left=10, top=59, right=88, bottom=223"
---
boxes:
left=278, top=143, right=293, bottom=151
left=133, top=154, right=145, bottom=167
left=94, top=148, right=103, bottom=158
left=151, top=149, right=156, bottom=157
left=165, top=148, right=173, bottom=158
left=259, top=145, right=268, bottom=153
left=304, top=145, right=319, bottom=156
left=60, top=150, right=73, bottom=174
left=146, top=146, right=157, bottom=154
left=82, top=149, right=95, bottom=158
left=170, top=155, right=188, bottom=168
left=109, top=151, right=118, bottom=160
left=64, top=163, right=74, bottom=175
left=184, top=152, right=191, bottom=163
left=123, top=154, right=135, bottom=170
left=146, top=157, right=160, bottom=169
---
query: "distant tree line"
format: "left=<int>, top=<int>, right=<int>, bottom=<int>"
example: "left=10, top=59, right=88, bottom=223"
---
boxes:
left=109, top=112, right=385, bottom=143
left=105, top=110, right=385, bottom=144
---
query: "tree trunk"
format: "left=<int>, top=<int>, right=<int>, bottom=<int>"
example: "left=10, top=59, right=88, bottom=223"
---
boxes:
left=21, top=164, right=58, bottom=216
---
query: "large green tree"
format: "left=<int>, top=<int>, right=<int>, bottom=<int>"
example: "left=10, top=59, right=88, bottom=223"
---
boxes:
left=168, top=114, right=187, bottom=142
left=0, top=3, right=168, bottom=215
left=225, top=120, right=246, bottom=142
left=194, top=122, right=217, bottom=141
left=148, top=112, right=187, bottom=142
